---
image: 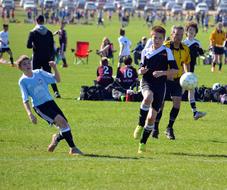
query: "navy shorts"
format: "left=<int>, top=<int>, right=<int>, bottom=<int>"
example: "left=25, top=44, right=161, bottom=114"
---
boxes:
left=214, top=46, right=224, bottom=55
left=0, top=47, right=11, bottom=53
left=166, top=79, right=182, bottom=97
left=190, top=62, right=195, bottom=73
left=34, top=100, right=67, bottom=125
left=141, top=80, right=166, bottom=112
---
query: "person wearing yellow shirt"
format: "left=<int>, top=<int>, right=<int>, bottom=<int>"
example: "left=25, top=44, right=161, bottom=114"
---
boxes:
left=209, top=22, right=226, bottom=72
left=152, top=26, right=190, bottom=140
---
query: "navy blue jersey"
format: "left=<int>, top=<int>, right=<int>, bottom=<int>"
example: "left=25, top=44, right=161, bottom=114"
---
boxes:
left=141, top=45, right=178, bottom=85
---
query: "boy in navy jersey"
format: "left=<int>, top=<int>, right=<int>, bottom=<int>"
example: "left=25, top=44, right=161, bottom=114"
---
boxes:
left=116, top=56, right=138, bottom=90
left=133, top=26, right=178, bottom=153
left=17, top=55, right=83, bottom=155
left=96, top=57, right=114, bottom=87
left=183, top=22, right=206, bottom=120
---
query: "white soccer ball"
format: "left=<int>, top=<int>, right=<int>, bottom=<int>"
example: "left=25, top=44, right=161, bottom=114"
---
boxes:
left=212, top=83, right=221, bottom=91
left=180, top=72, right=198, bottom=90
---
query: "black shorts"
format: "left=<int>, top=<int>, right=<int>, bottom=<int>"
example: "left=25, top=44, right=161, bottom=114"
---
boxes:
left=166, top=79, right=182, bottom=97
left=141, top=80, right=166, bottom=112
left=213, top=46, right=224, bottom=55
left=0, top=47, right=11, bottom=53
left=33, top=100, right=67, bottom=125
left=190, top=62, right=195, bottom=73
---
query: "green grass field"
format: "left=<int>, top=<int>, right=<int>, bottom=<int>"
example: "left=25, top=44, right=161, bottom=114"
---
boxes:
left=1, top=11, right=227, bottom=190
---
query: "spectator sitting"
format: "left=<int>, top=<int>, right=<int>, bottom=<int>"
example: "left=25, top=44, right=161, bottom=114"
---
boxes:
left=96, top=57, right=114, bottom=88
left=132, top=36, right=147, bottom=65
left=97, top=37, right=115, bottom=64
left=115, top=56, right=138, bottom=91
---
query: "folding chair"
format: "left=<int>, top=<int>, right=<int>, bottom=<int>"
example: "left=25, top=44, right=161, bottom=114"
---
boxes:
left=72, top=41, right=92, bottom=64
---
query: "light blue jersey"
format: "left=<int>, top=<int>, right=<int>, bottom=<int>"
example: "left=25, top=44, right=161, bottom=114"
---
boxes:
left=18, top=69, right=56, bottom=107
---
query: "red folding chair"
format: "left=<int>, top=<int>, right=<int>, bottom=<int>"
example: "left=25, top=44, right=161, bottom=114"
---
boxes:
left=73, top=41, right=92, bottom=64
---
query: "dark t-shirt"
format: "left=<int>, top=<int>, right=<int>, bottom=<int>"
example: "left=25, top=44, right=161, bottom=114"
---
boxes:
left=141, top=45, right=178, bottom=85
left=97, top=65, right=113, bottom=86
left=27, top=29, right=54, bottom=62
left=116, top=65, right=138, bottom=89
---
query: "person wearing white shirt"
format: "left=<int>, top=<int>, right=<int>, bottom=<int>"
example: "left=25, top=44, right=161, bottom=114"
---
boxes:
left=0, top=24, right=14, bottom=66
left=118, top=28, right=131, bottom=67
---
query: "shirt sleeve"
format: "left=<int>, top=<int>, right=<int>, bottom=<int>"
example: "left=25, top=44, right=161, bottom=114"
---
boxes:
left=197, top=42, right=204, bottom=55
left=27, top=32, right=33, bottom=49
left=140, top=49, right=147, bottom=67
left=116, top=67, right=121, bottom=79
left=166, top=48, right=178, bottom=70
left=184, top=47, right=191, bottom=65
left=19, top=80, right=29, bottom=103
left=133, top=67, right=138, bottom=79
left=209, top=31, right=215, bottom=46
left=39, top=70, right=56, bottom=84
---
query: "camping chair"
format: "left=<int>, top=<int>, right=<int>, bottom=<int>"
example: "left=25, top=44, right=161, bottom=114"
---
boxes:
left=72, top=41, right=92, bottom=64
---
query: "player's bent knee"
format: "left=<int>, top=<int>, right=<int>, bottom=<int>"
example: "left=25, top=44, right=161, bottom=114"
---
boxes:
left=143, top=97, right=152, bottom=105
left=54, top=114, right=67, bottom=127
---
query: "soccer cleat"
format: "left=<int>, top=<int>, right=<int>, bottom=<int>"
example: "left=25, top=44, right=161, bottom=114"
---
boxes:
left=62, top=63, right=68, bottom=68
left=138, top=143, right=146, bottom=154
left=194, top=111, right=206, bottom=120
left=69, top=146, right=84, bottom=155
left=165, top=127, right=175, bottom=140
left=133, top=125, right=144, bottom=139
left=151, top=129, right=159, bottom=139
left=48, top=134, right=59, bottom=152
left=54, top=91, right=61, bottom=98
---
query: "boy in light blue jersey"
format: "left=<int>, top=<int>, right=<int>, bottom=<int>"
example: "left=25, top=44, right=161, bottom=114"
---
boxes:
left=17, top=55, right=83, bottom=155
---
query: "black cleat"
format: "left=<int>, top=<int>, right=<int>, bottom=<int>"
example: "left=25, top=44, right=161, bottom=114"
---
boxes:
left=151, top=129, right=159, bottom=139
left=165, top=127, right=175, bottom=140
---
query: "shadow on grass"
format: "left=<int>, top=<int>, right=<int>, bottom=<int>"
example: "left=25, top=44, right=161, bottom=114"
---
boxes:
left=192, top=139, right=227, bottom=144
left=209, top=140, right=227, bottom=144
left=55, top=97, right=74, bottom=100
left=83, top=153, right=150, bottom=160
left=168, top=152, right=227, bottom=158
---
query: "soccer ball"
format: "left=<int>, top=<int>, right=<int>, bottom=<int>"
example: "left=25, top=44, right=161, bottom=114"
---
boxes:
left=212, top=83, right=221, bottom=91
left=180, top=72, right=198, bottom=90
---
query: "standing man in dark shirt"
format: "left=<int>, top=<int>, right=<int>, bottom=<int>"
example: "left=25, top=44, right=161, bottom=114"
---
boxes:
left=27, top=15, right=61, bottom=98
left=133, top=26, right=178, bottom=153
left=54, top=22, right=68, bottom=68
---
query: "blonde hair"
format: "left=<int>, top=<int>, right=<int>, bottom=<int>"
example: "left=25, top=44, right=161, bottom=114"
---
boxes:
left=101, top=37, right=110, bottom=49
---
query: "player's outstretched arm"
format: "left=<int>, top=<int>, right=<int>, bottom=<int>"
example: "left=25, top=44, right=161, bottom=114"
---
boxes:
left=23, top=101, right=37, bottom=124
left=49, top=61, right=61, bottom=83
